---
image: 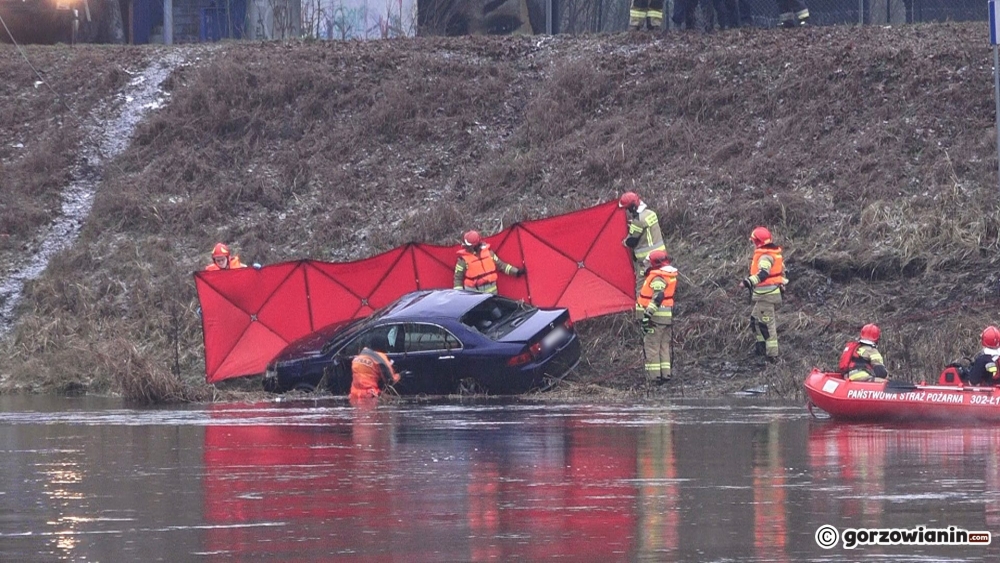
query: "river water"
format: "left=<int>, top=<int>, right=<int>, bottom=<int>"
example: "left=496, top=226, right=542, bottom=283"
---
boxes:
left=0, top=395, right=995, bottom=562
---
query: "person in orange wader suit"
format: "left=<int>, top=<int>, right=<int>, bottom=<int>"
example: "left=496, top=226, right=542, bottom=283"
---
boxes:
left=349, top=336, right=401, bottom=402
left=453, top=230, right=524, bottom=294
left=204, top=243, right=247, bottom=271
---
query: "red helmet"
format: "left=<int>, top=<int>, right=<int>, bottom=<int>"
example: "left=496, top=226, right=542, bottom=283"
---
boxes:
left=618, top=192, right=640, bottom=209
left=982, top=326, right=1000, bottom=349
left=648, top=250, right=670, bottom=268
left=750, top=226, right=772, bottom=247
left=212, top=243, right=231, bottom=258
left=860, top=323, right=881, bottom=344
left=462, top=230, right=482, bottom=247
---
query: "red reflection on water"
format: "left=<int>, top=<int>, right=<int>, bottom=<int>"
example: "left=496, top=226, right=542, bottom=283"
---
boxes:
left=807, top=423, right=1000, bottom=530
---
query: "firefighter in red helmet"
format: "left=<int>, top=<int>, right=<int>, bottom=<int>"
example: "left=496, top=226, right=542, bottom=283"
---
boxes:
left=968, top=326, right=1000, bottom=386
left=620, top=191, right=666, bottom=296
left=838, top=323, right=888, bottom=382
left=636, top=250, right=677, bottom=384
left=205, top=243, right=247, bottom=271
left=454, top=230, right=524, bottom=294
left=741, top=226, right=787, bottom=361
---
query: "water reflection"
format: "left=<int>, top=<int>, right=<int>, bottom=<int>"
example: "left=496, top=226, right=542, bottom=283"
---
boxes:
left=1, top=397, right=996, bottom=562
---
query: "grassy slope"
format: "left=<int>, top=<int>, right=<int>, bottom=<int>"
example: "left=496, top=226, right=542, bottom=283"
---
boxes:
left=1, top=24, right=998, bottom=399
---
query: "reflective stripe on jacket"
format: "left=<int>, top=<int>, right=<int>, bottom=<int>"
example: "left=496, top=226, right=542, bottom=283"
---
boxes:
left=749, top=246, right=784, bottom=294
left=628, top=207, right=666, bottom=260
left=636, top=266, right=677, bottom=322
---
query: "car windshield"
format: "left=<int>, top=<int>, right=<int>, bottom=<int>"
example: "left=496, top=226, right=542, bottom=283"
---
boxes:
left=459, top=295, right=535, bottom=340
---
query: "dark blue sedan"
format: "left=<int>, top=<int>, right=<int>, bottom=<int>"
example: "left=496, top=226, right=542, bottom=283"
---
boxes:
left=262, top=289, right=581, bottom=395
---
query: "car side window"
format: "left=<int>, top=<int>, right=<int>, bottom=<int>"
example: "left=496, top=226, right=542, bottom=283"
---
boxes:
left=341, top=325, right=402, bottom=356
left=404, top=323, right=461, bottom=353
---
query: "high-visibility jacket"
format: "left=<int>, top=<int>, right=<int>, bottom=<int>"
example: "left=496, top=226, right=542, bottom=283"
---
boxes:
left=749, top=246, right=785, bottom=295
left=204, top=256, right=246, bottom=271
left=455, top=243, right=514, bottom=290
left=637, top=266, right=677, bottom=323
left=841, top=341, right=887, bottom=381
left=350, top=348, right=399, bottom=400
left=627, top=206, right=666, bottom=261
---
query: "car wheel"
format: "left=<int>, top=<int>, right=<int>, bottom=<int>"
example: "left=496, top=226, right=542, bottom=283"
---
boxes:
left=293, top=382, right=316, bottom=393
left=457, top=377, right=488, bottom=396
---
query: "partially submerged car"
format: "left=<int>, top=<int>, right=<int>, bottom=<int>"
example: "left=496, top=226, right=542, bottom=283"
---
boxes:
left=263, top=289, right=581, bottom=395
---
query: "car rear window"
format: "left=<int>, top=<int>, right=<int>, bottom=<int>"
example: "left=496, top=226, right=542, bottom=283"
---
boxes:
left=460, top=296, right=536, bottom=340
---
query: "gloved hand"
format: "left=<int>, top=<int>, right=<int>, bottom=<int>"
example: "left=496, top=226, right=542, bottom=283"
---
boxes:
left=516, top=267, right=527, bottom=277
left=623, top=236, right=640, bottom=249
left=741, top=275, right=759, bottom=290
left=641, top=316, right=654, bottom=333
left=252, top=262, right=262, bottom=270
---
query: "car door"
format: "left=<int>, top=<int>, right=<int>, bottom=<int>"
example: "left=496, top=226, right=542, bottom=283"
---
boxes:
left=393, top=322, right=463, bottom=395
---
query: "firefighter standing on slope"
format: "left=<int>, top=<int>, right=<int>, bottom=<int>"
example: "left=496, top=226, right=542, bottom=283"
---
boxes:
left=620, top=191, right=666, bottom=296
left=629, top=0, right=664, bottom=30
left=204, top=243, right=247, bottom=271
left=637, top=250, right=677, bottom=385
left=838, top=323, right=888, bottom=382
left=741, top=226, right=786, bottom=361
left=454, top=230, right=524, bottom=294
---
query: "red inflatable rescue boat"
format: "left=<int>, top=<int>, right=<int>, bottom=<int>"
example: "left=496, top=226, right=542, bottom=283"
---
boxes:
left=804, top=368, right=1000, bottom=422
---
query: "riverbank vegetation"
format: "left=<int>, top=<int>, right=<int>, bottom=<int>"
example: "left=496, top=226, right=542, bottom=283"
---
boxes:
left=1, top=24, right=998, bottom=403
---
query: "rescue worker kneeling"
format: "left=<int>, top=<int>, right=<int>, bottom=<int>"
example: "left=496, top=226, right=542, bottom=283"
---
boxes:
left=637, top=250, right=677, bottom=384
left=839, top=323, right=888, bottom=382
left=349, top=335, right=401, bottom=401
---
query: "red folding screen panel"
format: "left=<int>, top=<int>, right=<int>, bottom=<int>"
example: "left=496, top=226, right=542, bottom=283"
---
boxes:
left=195, top=200, right=636, bottom=383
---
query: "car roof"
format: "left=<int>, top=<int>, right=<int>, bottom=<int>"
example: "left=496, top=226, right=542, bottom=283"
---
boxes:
left=381, top=289, right=493, bottom=320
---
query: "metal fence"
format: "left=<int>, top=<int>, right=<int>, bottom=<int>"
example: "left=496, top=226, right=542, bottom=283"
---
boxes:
left=549, top=0, right=984, bottom=34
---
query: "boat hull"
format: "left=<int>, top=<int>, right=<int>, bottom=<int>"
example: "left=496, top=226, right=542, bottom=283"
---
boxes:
left=804, top=368, right=1000, bottom=422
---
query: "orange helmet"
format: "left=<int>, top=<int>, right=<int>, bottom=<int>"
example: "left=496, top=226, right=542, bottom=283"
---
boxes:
left=648, top=250, right=670, bottom=268
left=860, top=323, right=881, bottom=345
left=462, top=230, right=482, bottom=247
left=982, top=326, right=1000, bottom=349
left=750, top=226, right=772, bottom=247
left=618, top=191, right=640, bottom=209
left=212, top=243, right=231, bottom=258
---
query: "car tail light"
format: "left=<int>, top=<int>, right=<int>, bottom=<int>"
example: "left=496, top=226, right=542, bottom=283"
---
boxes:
left=563, top=318, right=574, bottom=330
left=507, top=342, right=543, bottom=367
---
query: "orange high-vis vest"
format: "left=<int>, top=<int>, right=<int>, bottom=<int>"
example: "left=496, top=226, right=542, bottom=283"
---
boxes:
left=204, top=256, right=246, bottom=271
left=457, top=244, right=499, bottom=289
left=749, top=246, right=784, bottom=289
left=350, top=348, right=399, bottom=400
left=637, top=267, right=677, bottom=309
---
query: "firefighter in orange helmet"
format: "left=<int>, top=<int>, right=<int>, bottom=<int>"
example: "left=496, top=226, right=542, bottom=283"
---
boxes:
left=968, top=326, right=1000, bottom=386
left=838, top=323, right=888, bottom=382
left=741, top=226, right=786, bottom=361
left=349, top=333, right=401, bottom=402
left=637, top=250, right=677, bottom=384
left=205, top=243, right=247, bottom=271
left=454, top=230, right=524, bottom=294
left=620, top=191, right=666, bottom=296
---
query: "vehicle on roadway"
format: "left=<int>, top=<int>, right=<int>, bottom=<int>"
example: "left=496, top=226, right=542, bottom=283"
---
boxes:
left=263, top=289, right=581, bottom=396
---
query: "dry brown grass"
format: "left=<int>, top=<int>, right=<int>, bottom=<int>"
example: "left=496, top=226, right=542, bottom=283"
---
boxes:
left=3, top=25, right=1000, bottom=402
